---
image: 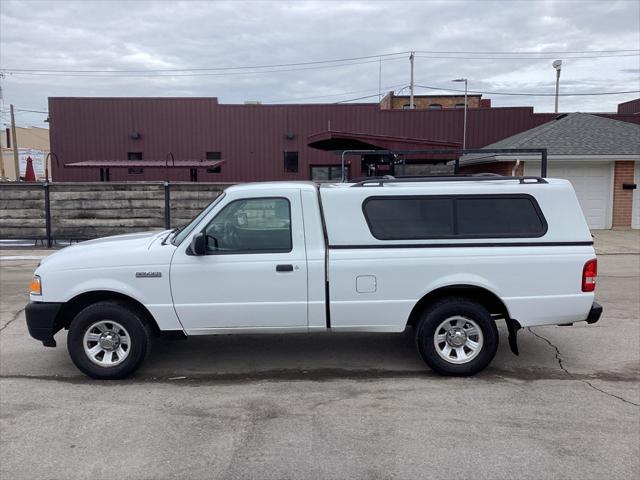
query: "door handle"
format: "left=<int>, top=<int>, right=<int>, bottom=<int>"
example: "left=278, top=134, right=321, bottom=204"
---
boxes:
left=276, top=264, right=294, bottom=272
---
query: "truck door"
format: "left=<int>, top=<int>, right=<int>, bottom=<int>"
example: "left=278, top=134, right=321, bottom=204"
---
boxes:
left=170, top=192, right=308, bottom=332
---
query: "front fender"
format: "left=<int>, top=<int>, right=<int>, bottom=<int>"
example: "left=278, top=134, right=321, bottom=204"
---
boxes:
left=32, top=266, right=184, bottom=332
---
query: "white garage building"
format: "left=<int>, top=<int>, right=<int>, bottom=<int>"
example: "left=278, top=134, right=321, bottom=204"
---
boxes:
left=460, top=113, right=640, bottom=229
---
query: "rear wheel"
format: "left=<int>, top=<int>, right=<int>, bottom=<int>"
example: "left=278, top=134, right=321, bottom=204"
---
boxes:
left=67, top=301, right=151, bottom=379
left=415, top=297, right=498, bottom=376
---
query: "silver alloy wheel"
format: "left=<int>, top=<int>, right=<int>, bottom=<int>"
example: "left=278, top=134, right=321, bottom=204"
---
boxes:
left=433, top=316, right=484, bottom=365
left=83, top=320, right=131, bottom=367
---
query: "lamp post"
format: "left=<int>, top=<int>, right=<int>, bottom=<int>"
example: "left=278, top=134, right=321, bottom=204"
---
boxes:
left=552, top=60, right=562, bottom=113
left=452, top=78, right=468, bottom=150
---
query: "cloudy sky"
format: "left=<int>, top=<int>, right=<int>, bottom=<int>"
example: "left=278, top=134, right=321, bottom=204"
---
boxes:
left=1, top=0, right=638, bottom=128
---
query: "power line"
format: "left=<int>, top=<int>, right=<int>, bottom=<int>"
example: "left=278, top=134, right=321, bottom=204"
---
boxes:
left=2, top=48, right=637, bottom=75
left=334, top=93, right=388, bottom=103
left=1, top=52, right=410, bottom=74
left=0, top=57, right=407, bottom=78
left=415, top=53, right=639, bottom=60
left=264, top=83, right=407, bottom=103
left=415, top=49, right=639, bottom=54
left=414, top=84, right=640, bottom=97
left=0, top=108, right=49, bottom=114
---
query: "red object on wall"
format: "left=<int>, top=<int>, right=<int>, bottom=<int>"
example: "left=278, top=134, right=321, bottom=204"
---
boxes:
left=24, top=156, right=37, bottom=182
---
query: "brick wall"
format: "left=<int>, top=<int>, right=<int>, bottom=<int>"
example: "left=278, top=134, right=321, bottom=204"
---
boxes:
left=378, top=91, right=482, bottom=110
left=390, top=96, right=482, bottom=110
left=612, top=161, right=636, bottom=228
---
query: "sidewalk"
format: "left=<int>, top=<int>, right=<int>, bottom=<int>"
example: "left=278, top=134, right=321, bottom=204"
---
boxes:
left=592, top=230, right=640, bottom=254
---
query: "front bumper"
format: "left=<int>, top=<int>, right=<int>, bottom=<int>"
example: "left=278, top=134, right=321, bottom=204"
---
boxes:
left=25, top=302, right=64, bottom=347
left=585, top=301, right=603, bottom=324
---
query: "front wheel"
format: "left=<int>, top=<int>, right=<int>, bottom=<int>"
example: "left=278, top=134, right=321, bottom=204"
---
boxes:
left=415, top=297, right=498, bottom=376
left=67, top=301, right=151, bottom=379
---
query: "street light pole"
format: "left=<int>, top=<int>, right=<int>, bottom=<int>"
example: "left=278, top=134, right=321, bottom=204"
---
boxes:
left=553, top=60, right=562, bottom=113
left=10, top=104, right=19, bottom=180
left=452, top=78, right=468, bottom=150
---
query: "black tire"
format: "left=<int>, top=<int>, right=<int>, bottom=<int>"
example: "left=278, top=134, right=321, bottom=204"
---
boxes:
left=415, top=297, right=498, bottom=376
left=67, top=301, right=151, bottom=379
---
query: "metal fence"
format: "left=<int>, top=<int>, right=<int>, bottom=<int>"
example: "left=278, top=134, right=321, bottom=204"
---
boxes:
left=0, top=182, right=232, bottom=246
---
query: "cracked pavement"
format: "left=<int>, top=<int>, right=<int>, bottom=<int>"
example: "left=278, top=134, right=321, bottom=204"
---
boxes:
left=1, top=248, right=639, bottom=480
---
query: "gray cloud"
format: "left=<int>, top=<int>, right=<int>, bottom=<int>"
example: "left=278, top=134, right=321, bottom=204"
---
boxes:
left=1, top=0, right=638, bottom=128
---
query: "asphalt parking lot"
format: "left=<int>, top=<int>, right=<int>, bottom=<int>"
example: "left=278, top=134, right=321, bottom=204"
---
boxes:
left=1, top=235, right=639, bottom=480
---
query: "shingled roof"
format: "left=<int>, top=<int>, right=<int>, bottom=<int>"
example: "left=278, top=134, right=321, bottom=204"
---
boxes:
left=469, top=112, right=640, bottom=157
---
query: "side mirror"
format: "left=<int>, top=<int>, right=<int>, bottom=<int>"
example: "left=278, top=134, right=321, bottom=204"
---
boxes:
left=190, top=232, right=206, bottom=256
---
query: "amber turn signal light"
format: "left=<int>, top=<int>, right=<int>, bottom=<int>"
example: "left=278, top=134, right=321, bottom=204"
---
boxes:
left=30, top=276, right=42, bottom=295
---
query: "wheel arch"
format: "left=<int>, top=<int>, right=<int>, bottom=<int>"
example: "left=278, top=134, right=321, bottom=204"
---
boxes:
left=406, top=284, right=510, bottom=328
left=55, top=290, right=161, bottom=335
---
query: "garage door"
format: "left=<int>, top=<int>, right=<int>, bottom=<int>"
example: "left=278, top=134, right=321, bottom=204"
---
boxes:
left=526, top=162, right=612, bottom=229
left=633, top=162, right=639, bottom=229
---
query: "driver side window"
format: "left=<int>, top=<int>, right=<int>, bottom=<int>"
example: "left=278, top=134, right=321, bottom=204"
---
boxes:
left=203, top=197, right=292, bottom=253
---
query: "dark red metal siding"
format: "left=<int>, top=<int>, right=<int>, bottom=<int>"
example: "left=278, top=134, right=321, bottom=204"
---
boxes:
left=617, top=98, right=640, bottom=115
left=48, top=98, right=640, bottom=182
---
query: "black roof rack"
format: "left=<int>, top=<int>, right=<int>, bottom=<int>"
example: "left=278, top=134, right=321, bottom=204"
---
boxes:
left=351, top=175, right=548, bottom=187
left=338, top=147, right=548, bottom=182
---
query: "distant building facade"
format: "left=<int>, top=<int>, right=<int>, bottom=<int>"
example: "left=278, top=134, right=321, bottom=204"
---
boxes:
left=47, top=96, right=640, bottom=184
left=1, top=126, right=51, bottom=181
left=379, top=91, right=490, bottom=110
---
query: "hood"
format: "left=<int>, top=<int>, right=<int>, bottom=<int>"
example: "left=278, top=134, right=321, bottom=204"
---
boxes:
left=37, top=230, right=173, bottom=271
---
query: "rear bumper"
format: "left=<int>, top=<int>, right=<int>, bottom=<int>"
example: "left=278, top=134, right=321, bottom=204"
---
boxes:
left=585, top=301, right=603, bottom=324
left=25, top=302, right=64, bottom=347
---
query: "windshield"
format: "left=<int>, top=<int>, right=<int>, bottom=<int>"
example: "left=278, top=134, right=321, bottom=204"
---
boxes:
left=171, top=193, right=226, bottom=246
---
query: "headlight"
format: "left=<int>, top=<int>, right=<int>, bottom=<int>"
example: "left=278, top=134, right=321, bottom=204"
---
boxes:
left=30, top=275, right=42, bottom=296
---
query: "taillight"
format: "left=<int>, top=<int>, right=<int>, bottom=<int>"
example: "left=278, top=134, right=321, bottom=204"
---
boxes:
left=582, top=259, right=597, bottom=292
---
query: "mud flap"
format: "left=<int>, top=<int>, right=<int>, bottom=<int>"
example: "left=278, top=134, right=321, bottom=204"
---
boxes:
left=505, top=318, right=521, bottom=356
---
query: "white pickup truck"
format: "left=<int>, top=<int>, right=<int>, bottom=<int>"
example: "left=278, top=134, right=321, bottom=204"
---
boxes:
left=26, top=177, right=602, bottom=379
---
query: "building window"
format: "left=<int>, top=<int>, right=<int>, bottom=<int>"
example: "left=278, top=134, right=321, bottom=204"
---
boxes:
left=99, top=168, right=110, bottom=182
left=206, top=152, right=221, bottom=173
left=362, top=195, right=547, bottom=240
left=128, top=152, right=143, bottom=160
left=311, top=165, right=345, bottom=181
left=190, top=168, right=198, bottom=182
left=128, top=167, right=144, bottom=175
left=455, top=103, right=466, bottom=109
left=284, top=151, right=298, bottom=173
left=428, top=104, right=442, bottom=110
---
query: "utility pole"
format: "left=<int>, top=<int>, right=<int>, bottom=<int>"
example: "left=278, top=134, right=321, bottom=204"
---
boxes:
left=10, top=104, right=19, bottom=181
left=409, top=51, right=415, bottom=109
left=378, top=56, right=382, bottom=102
left=462, top=79, right=467, bottom=150
left=452, top=78, right=468, bottom=150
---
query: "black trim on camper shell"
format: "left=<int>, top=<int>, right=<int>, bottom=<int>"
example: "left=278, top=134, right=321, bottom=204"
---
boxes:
left=328, top=241, right=594, bottom=249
